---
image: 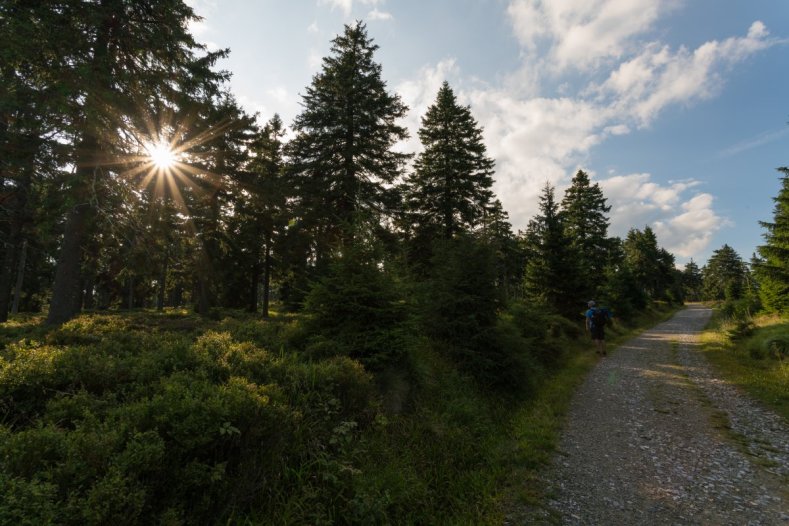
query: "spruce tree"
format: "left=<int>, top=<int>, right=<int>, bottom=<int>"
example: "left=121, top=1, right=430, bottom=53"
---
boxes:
left=754, top=167, right=789, bottom=313
left=623, top=227, right=661, bottom=299
left=702, top=244, right=748, bottom=301
left=404, top=81, right=495, bottom=240
left=522, top=183, right=581, bottom=318
left=45, top=0, right=228, bottom=325
left=287, top=21, right=409, bottom=258
left=682, top=259, right=704, bottom=301
left=560, top=169, right=611, bottom=301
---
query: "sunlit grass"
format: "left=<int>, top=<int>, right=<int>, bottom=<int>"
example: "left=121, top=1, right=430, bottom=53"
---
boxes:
left=702, top=312, right=789, bottom=421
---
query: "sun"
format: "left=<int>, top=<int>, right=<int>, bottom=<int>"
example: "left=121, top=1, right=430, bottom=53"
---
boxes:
left=146, top=141, right=178, bottom=169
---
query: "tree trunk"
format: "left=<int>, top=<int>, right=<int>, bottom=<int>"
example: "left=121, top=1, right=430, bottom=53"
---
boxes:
left=248, top=259, right=260, bottom=313
left=262, top=239, right=272, bottom=318
left=127, top=276, right=135, bottom=309
left=157, top=254, right=168, bottom=311
left=0, top=242, right=16, bottom=322
left=47, top=201, right=92, bottom=325
left=11, top=240, right=27, bottom=315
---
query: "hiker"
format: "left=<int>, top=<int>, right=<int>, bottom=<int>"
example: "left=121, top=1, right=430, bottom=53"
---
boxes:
left=585, top=300, right=612, bottom=356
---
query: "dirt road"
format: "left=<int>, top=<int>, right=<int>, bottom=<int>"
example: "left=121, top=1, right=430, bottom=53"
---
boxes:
left=518, top=305, right=789, bottom=525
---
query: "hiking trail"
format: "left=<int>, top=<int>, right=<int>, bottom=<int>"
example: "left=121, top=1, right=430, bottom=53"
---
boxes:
left=510, top=304, right=789, bottom=525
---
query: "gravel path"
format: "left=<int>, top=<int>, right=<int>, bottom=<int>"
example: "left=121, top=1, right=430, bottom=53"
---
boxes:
left=511, top=305, right=789, bottom=525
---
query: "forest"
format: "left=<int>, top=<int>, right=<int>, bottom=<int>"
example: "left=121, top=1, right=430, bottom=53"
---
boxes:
left=1, top=2, right=788, bottom=524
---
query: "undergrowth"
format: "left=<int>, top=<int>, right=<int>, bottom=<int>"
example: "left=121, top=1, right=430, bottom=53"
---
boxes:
left=0, top=302, right=679, bottom=525
left=701, top=309, right=789, bottom=421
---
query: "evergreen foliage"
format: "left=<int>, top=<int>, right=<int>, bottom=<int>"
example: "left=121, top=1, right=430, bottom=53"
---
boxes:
left=404, top=81, right=495, bottom=242
left=682, top=259, right=704, bottom=301
left=287, top=21, right=410, bottom=257
left=522, top=183, right=582, bottom=319
left=560, top=170, right=612, bottom=301
left=301, top=245, right=410, bottom=370
left=754, top=167, right=789, bottom=313
left=702, top=244, right=749, bottom=301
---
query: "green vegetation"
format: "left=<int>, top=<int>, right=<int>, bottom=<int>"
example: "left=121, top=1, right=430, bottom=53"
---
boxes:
left=701, top=311, right=789, bottom=420
left=0, top=303, right=678, bottom=525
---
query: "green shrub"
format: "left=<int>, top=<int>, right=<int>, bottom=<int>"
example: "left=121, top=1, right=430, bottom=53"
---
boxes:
left=301, top=249, right=411, bottom=370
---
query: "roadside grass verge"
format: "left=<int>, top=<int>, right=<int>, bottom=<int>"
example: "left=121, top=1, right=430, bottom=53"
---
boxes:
left=496, top=302, right=680, bottom=519
left=701, top=312, right=789, bottom=421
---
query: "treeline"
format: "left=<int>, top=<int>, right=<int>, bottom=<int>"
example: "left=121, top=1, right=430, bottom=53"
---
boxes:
left=682, top=166, right=789, bottom=321
left=1, top=6, right=683, bottom=337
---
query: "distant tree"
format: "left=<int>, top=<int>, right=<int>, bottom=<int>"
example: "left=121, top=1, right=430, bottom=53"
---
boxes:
left=682, top=259, right=704, bottom=301
left=287, top=21, right=409, bottom=260
left=480, top=200, right=524, bottom=300
left=230, top=114, right=288, bottom=316
left=702, top=244, right=748, bottom=301
left=522, top=183, right=581, bottom=318
left=753, top=167, right=789, bottom=313
left=623, top=227, right=662, bottom=299
left=560, top=169, right=612, bottom=302
left=404, top=81, right=495, bottom=243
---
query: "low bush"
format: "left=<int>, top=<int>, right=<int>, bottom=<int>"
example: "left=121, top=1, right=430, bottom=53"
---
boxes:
left=0, top=313, right=379, bottom=525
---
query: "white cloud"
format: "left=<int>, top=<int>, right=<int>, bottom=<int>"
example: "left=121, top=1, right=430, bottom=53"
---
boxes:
left=506, top=0, right=680, bottom=73
left=719, top=127, right=789, bottom=158
left=599, top=174, right=725, bottom=258
left=367, top=9, right=393, bottom=21
left=308, top=21, right=320, bottom=34
left=589, top=21, right=772, bottom=126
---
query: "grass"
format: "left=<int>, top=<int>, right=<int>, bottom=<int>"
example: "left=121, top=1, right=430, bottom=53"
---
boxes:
left=493, top=302, right=680, bottom=520
left=700, top=311, right=789, bottom=421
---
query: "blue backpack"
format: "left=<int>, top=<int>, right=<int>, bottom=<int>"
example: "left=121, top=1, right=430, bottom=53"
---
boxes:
left=591, top=308, right=607, bottom=328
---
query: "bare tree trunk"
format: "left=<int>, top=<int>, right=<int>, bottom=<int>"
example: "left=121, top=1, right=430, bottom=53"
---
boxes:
left=127, top=276, right=134, bottom=309
left=0, top=241, right=16, bottom=322
left=11, top=240, right=27, bottom=315
left=47, top=202, right=91, bottom=325
left=262, top=240, right=272, bottom=318
left=157, top=253, right=168, bottom=311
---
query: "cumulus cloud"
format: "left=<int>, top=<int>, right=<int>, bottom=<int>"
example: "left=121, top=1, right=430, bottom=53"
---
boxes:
left=422, top=3, right=776, bottom=261
left=593, top=21, right=772, bottom=126
left=506, top=0, right=680, bottom=73
left=599, top=175, right=725, bottom=258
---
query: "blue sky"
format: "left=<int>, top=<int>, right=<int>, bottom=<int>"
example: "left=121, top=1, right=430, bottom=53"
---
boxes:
left=186, top=0, right=789, bottom=267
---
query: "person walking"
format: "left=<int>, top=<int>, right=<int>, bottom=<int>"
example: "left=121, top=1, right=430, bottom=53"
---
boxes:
left=585, top=300, right=612, bottom=356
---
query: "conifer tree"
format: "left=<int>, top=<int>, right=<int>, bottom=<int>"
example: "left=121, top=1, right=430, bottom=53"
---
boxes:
left=287, top=21, right=409, bottom=259
left=45, top=0, right=228, bottom=325
left=560, top=169, right=611, bottom=300
left=522, top=183, right=581, bottom=317
left=231, top=115, right=288, bottom=316
left=682, top=259, right=704, bottom=301
left=623, top=227, right=661, bottom=299
left=404, top=81, right=495, bottom=241
left=702, top=244, right=748, bottom=301
left=754, top=167, right=789, bottom=313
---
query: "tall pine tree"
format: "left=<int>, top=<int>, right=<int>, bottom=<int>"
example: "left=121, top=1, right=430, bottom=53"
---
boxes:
left=754, top=167, right=789, bottom=313
left=560, top=169, right=611, bottom=301
left=404, top=81, right=495, bottom=241
left=287, top=21, right=409, bottom=259
left=522, top=183, right=581, bottom=318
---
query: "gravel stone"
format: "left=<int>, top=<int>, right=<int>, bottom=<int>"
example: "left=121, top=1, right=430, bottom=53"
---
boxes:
left=507, top=305, right=789, bottom=525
